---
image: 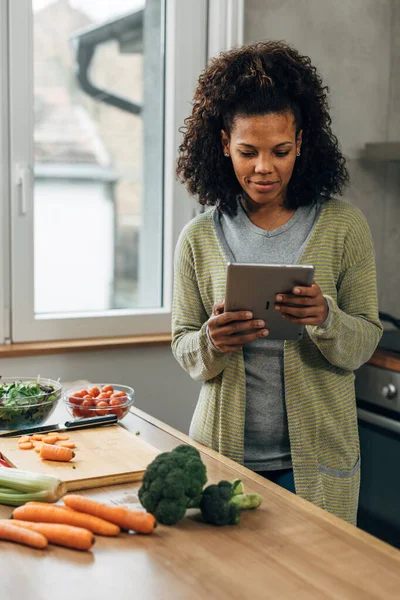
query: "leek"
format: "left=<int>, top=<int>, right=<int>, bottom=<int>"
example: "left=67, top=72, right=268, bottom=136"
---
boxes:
left=0, top=468, right=66, bottom=506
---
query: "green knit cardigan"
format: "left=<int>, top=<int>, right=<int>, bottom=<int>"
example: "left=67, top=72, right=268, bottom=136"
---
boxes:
left=171, top=199, right=382, bottom=525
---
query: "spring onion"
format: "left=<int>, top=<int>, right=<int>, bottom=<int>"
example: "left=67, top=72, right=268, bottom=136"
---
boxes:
left=0, top=468, right=66, bottom=506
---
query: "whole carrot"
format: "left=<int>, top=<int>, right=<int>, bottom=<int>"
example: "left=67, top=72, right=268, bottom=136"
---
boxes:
left=63, top=495, right=156, bottom=534
left=12, top=502, right=120, bottom=536
left=0, top=521, right=47, bottom=549
left=7, top=519, right=95, bottom=551
left=40, top=444, right=74, bottom=462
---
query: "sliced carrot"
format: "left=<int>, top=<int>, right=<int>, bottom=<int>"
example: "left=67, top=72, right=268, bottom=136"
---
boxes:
left=0, top=521, right=47, bottom=549
left=60, top=442, right=76, bottom=449
left=19, top=435, right=31, bottom=443
left=56, top=434, right=69, bottom=441
left=18, top=442, right=33, bottom=450
left=8, top=520, right=95, bottom=551
left=31, top=434, right=44, bottom=441
left=13, top=503, right=120, bottom=537
left=63, top=495, right=156, bottom=534
left=41, top=435, right=58, bottom=444
left=34, top=445, right=43, bottom=453
left=40, top=443, right=74, bottom=462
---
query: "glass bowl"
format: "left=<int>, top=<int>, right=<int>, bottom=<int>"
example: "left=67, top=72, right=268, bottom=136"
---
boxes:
left=63, top=383, right=134, bottom=422
left=0, top=377, right=62, bottom=431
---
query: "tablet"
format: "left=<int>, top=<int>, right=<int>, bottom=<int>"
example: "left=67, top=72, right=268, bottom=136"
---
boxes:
left=224, top=262, right=315, bottom=341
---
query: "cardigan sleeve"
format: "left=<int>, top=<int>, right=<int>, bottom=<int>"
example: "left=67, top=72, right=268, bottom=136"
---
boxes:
left=171, top=228, right=230, bottom=382
left=306, top=210, right=383, bottom=371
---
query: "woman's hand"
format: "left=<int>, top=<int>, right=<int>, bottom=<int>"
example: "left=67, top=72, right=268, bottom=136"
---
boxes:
left=274, top=282, right=328, bottom=326
left=208, top=300, right=269, bottom=353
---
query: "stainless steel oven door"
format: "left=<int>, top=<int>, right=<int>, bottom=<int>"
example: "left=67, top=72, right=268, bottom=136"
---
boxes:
left=357, top=407, right=400, bottom=548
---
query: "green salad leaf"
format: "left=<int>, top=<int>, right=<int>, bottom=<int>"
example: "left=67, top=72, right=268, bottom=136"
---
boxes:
left=0, top=377, right=60, bottom=430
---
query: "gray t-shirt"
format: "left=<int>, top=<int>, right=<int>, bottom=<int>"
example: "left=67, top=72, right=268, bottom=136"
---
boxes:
left=213, top=200, right=322, bottom=471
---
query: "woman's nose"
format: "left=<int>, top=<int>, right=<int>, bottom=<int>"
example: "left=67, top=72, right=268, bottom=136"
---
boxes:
left=254, top=155, right=273, bottom=174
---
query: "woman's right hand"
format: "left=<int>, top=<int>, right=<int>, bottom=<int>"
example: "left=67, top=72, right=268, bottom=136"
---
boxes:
left=208, top=300, right=269, bottom=353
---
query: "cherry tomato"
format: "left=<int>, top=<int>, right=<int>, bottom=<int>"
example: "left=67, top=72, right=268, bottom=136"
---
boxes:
left=101, top=385, right=114, bottom=394
left=113, top=391, right=128, bottom=398
left=97, top=393, right=109, bottom=400
left=109, top=397, right=123, bottom=406
left=96, top=401, right=109, bottom=416
left=95, top=398, right=109, bottom=406
left=111, top=407, right=123, bottom=419
left=89, top=387, right=101, bottom=398
left=82, top=399, right=96, bottom=408
left=69, top=396, right=83, bottom=406
left=72, top=408, right=83, bottom=417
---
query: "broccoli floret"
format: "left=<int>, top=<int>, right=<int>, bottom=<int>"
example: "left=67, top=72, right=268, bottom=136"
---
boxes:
left=138, top=444, right=207, bottom=525
left=199, top=480, right=262, bottom=526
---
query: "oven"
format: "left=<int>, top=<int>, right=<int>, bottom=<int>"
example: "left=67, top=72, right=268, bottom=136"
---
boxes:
left=355, top=328, right=400, bottom=548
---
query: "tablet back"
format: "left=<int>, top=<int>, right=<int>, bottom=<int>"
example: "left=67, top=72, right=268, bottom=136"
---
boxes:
left=225, top=263, right=315, bottom=341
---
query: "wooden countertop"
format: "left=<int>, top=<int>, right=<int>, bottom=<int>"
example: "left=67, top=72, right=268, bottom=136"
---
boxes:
left=1, top=407, right=400, bottom=600
left=369, top=348, right=400, bottom=372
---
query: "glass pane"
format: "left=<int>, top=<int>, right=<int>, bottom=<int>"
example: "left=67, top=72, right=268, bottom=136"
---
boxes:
left=32, top=0, right=164, bottom=314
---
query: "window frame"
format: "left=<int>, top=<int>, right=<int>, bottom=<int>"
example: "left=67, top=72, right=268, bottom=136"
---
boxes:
left=1, top=0, right=244, bottom=344
left=0, top=0, right=10, bottom=345
left=4, top=0, right=207, bottom=343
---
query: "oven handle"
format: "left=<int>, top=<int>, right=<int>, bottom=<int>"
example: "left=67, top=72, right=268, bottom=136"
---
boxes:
left=357, top=408, right=400, bottom=436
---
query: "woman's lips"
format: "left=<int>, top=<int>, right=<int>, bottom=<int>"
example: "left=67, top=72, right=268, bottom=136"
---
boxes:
left=250, top=181, right=278, bottom=192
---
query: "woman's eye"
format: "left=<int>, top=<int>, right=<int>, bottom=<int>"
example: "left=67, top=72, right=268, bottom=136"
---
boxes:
left=275, top=152, right=290, bottom=157
left=239, top=151, right=254, bottom=157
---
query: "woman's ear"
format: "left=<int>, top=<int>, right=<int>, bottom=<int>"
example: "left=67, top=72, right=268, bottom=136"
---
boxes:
left=221, top=129, right=230, bottom=157
left=296, top=130, right=303, bottom=154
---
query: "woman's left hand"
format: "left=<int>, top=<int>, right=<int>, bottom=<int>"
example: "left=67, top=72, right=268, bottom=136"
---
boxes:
left=274, top=282, right=329, bottom=326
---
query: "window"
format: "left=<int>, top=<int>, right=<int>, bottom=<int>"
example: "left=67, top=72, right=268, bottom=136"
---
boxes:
left=0, top=0, right=243, bottom=343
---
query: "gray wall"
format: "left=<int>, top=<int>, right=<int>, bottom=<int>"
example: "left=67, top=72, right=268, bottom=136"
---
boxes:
left=245, top=0, right=400, bottom=317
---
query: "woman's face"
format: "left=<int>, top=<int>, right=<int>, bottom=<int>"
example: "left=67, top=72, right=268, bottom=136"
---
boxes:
left=221, top=111, right=302, bottom=207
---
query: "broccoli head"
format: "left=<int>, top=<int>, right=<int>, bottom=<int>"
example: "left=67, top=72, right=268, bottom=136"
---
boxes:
left=199, top=480, right=262, bottom=526
left=138, top=444, right=207, bottom=525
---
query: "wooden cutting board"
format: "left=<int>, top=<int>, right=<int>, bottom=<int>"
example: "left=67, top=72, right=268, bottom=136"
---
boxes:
left=0, top=425, right=160, bottom=491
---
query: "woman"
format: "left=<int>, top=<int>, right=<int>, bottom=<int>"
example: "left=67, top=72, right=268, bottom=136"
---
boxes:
left=172, top=41, right=382, bottom=525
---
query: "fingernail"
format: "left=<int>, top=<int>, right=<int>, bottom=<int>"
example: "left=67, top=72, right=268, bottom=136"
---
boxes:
left=294, top=288, right=300, bottom=294
left=275, top=305, right=280, bottom=311
left=245, top=312, right=252, bottom=318
left=276, top=295, right=283, bottom=301
left=262, top=329, right=269, bottom=336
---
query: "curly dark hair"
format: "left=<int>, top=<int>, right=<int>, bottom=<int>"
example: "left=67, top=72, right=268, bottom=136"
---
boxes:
left=176, top=40, right=349, bottom=214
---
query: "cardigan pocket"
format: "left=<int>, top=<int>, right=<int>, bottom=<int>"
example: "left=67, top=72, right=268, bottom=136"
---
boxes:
left=317, top=457, right=361, bottom=525
left=318, top=456, right=360, bottom=479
